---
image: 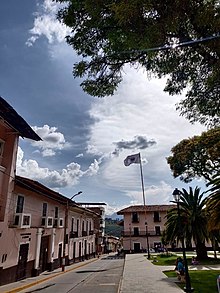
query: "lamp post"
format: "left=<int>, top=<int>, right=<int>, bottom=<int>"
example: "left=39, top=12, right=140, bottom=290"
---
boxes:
left=62, top=191, right=82, bottom=271
left=129, top=223, right=132, bottom=253
left=145, top=221, right=150, bottom=259
left=173, top=188, right=194, bottom=292
left=71, top=191, right=82, bottom=201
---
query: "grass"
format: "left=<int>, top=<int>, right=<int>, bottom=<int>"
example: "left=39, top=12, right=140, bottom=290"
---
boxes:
left=164, top=270, right=220, bottom=292
left=150, top=253, right=220, bottom=266
left=150, top=253, right=220, bottom=292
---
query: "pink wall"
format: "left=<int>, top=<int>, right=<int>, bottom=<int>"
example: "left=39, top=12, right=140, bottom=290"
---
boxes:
left=122, top=208, right=169, bottom=251
left=0, top=121, right=18, bottom=221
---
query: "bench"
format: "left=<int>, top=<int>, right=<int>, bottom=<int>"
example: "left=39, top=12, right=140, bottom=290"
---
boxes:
left=176, top=270, right=186, bottom=283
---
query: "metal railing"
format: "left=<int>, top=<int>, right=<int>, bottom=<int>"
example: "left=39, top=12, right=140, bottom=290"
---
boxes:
left=121, top=230, right=161, bottom=237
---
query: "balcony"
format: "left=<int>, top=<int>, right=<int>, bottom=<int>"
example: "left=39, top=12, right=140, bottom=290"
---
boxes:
left=121, top=230, right=162, bottom=237
left=89, top=230, right=94, bottom=235
left=69, top=231, right=78, bottom=238
left=82, top=231, right=88, bottom=236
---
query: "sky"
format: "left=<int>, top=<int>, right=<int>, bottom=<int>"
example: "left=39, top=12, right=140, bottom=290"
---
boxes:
left=0, top=0, right=207, bottom=216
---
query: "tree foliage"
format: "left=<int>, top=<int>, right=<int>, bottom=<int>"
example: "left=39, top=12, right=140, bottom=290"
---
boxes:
left=167, top=127, right=220, bottom=183
left=206, top=174, right=220, bottom=231
left=56, top=0, right=220, bottom=126
left=165, top=186, right=208, bottom=259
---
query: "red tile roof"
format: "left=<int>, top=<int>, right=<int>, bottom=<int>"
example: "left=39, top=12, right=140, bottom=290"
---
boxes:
left=117, top=204, right=176, bottom=214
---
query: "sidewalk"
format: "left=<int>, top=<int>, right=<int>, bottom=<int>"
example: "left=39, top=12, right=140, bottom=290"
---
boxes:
left=119, top=253, right=183, bottom=293
left=2, top=253, right=220, bottom=293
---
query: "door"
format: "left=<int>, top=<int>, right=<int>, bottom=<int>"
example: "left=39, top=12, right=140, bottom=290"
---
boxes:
left=39, top=236, right=49, bottom=273
left=16, top=243, right=29, bottom=281
left=58, top=243, right=62, bottom=267
left=133, top=242, right=141, bottom=253
left=84, top=240, right=87, bottom=260
left=73, top=242, right=76, bottom=262
left=79, top=242, right=82, bottom=261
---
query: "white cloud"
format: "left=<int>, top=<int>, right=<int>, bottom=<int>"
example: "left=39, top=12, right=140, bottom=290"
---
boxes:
left=23, top=2, right=207, bottom=209
left=84, top=159, right=100, bottom=176
left=31, top=125, right=70, bottom=157
left=86, top=67, right=206, bottom=204
left=86, top=144, right=103, bottom=156
left=26, top=0, right=70, bottom=46
left=16, top=147, right=100, bottom=189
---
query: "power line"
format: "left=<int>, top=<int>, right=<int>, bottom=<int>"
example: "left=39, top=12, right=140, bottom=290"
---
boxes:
left=110, top=33, right=220, bottom=56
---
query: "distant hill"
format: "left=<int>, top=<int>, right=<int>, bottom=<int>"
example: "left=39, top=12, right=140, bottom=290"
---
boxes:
left=105, top=218, right=123, bottom=238
left=105, top=212, right=123, bottom=220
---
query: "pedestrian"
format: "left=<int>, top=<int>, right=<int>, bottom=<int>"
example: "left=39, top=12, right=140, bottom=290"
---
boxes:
left=175, top=257, right=185, bottom=282
left=191, top=256, right=199, bottom=265
left=177, top=257, right=185, bottom=275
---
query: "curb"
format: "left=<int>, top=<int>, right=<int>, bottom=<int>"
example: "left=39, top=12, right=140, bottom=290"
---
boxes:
left=4, top=258, right=99, bottom=293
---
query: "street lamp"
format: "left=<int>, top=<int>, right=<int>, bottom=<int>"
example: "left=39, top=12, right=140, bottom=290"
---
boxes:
left=70, top=191, right=82, bottom=201
left=145, top=221, right=150, bottom=259
left=62, top=191, right=83, bottom=271
left=129, top=223, right=132, bottom=253
left=172, top=188, right=194, bottom=292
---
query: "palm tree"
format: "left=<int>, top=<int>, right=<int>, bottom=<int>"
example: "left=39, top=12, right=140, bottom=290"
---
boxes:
left=206, top=174, right=220, bottom=230
left=206, top=174, right=220, bottom=257
left=165, top=186, right=209, bottom=260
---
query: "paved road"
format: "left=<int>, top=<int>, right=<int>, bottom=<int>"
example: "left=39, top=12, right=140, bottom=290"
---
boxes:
left=18, top=255, right=124, bottom=293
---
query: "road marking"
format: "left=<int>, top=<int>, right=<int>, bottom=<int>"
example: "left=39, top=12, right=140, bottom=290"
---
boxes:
left=99, top=283, right=116, bottom=286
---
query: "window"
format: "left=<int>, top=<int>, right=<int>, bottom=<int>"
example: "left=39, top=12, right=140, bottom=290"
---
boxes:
left=132, top=212, right=139, bottom=223
left=47, top=217, right=53, bottom=227
left=1, top=254, right=7, bottom=263
left=71, top=218, right=74, bottom=231
left=76, top=219, right=79, bottom=233
left=155, top=226, right=161, bottom=236
left=16, top=195, right=24, bottom=213
left=42, top=203, right=47, bottom=217
left=55, top=207, right=59, bottom=218
left=133, top=227, right=139, bottom=236
left=23, top=215, right=31, bottom=226
left=154, top=211, right=161, bottom=222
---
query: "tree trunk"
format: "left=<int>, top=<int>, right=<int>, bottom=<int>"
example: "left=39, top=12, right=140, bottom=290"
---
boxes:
left=212, top=238, right=217, bottom=259
left=196, top=242, right=208, bottom=260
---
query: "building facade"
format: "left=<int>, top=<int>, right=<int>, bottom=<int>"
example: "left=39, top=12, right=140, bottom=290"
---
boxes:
left=77, top=203, right=106, bottom=255
left=0, top=97, right=100, bottom=286
left=0, top=175, right=99, bottom=285
left=0, top=96, right=41, bottom=222
left=117, top=205, right=175, bottom=253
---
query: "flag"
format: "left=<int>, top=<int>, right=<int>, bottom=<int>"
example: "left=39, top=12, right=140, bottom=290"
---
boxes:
left=124, top=153, right=141, bottom=166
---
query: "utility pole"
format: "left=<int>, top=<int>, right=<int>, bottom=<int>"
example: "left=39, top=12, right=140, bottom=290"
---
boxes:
left=62, top=191, right=82, bottom=272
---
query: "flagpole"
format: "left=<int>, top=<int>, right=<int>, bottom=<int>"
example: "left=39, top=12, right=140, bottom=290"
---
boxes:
left=139, top=153, right=150, bottom=259
left=139, top=153, right=146, bottom=206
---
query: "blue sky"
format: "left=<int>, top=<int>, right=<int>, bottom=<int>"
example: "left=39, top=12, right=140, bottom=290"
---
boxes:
left=0, top=0, right=207, bottom=216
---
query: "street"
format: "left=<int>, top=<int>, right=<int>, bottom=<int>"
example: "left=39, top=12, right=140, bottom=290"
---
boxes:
left=20, top=255, right=124, bottom=293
